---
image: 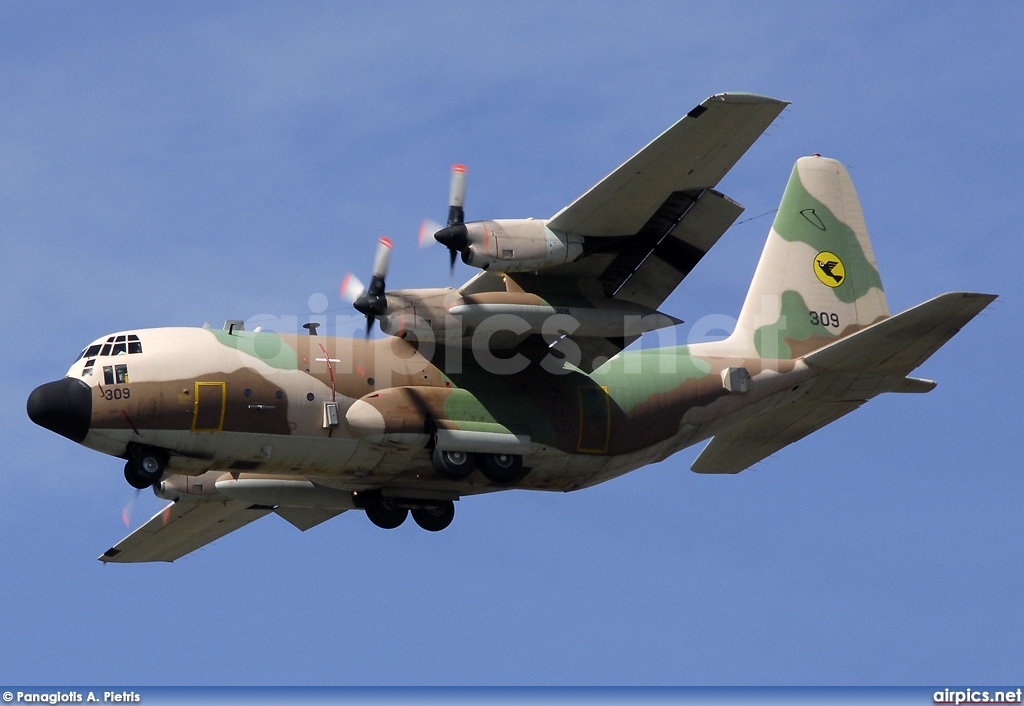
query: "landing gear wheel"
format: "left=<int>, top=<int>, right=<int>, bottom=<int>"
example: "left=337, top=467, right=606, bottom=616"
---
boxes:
left=365, top=500, right=408, bottom=530
left=124, top=461, right=150, bottom=490
left=123, top=447, right=168, bottom=489
left=479, top=453, right=523, bottom=484
left=412, top=501, right=455, bottom=532
left=431, top=447, right=476, bottom=479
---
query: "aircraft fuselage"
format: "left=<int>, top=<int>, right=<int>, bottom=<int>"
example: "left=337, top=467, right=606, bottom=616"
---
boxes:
left=29, top=324, right=812, bottom=497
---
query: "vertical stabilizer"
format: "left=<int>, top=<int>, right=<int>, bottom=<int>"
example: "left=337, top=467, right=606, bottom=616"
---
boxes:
left=727, top=155, right=889, bottom=359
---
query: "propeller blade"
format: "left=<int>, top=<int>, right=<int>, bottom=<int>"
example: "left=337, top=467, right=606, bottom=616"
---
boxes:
left=371, top=236, right=393, bottom=279
left=418, top=218, right=442, bottom=248
left=122, top=488, right=142, bottom=528
left=340, top=273, right=366, bottom=303
left=352, top=236, right=394, bottom=337
left=447, top=164, right=466, bottom=227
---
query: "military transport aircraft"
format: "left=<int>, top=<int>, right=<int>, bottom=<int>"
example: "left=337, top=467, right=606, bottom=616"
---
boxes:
left=27, top=92, right=995, bottom=563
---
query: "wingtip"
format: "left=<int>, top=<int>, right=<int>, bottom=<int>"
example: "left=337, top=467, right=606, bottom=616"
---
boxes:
left=934, top=291, right=999, bottom=309
left=707, top=92, right=790, bottom=106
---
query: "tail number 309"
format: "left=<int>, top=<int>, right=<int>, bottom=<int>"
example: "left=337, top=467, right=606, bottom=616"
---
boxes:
left=809, top=311, right=840, bottom=328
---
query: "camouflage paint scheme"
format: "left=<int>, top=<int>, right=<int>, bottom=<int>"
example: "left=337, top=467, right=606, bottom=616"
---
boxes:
left=27, top=94, right=996, bottom=562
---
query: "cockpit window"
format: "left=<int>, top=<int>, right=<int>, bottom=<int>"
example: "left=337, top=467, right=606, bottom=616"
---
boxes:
left=78, top=344, right=102, bottom=360
left=103, top=364, right=129, bottom=385
left=77, top=335, right=142, bottom=379
left=78, top=334, right=144, bottom=363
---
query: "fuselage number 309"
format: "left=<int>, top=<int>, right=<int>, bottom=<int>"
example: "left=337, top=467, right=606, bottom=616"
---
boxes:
left=102, top=387, right=131, bottom=401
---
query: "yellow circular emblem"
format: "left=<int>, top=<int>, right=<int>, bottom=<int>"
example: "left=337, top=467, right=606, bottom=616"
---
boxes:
left=813, top=251, right=845, bottom=288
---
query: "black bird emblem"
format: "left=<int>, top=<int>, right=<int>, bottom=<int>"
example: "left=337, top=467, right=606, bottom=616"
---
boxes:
left=817, top=259, right=843, bottom=284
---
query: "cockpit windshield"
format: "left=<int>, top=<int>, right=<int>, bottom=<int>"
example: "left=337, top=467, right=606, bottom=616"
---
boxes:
left=76, top=334, right=143, bottom=362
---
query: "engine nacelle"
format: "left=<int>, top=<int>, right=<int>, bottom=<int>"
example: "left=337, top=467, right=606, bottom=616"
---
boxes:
left=462, top=219, right=583, bottom=273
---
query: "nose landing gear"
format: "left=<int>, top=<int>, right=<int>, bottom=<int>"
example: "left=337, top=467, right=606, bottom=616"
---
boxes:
left=123, top=445, right=169, bottom=489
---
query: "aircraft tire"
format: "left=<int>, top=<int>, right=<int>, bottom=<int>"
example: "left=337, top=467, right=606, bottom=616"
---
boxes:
left=479, top=453, right=523, bottom=485
left=123, top=461, right=151, bottom=490
left=431, top=448, right=476, bottom=479
left=124, top=446, right=168, bottom=488
left=365, top=501, right=408, bottom=530
left=412, top=501, right=455, bottom=532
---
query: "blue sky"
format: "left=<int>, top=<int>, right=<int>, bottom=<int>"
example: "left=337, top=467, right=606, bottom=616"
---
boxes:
left=3, top=1, right=1021, bottom=686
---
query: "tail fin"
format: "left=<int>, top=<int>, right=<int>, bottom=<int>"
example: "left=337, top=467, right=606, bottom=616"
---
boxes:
left=728, top=155, right=889, bottom=359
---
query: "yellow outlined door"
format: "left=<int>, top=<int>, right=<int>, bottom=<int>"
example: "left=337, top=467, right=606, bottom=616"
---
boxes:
left=192, top=382, right=226, bottom=432
left=577, top=385, right=610, bottom=453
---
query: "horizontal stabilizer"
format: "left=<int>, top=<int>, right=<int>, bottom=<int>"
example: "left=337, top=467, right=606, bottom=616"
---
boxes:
left=692, top=291, right=995, bottom=475
left=691, top=399, right=865, bottom=474
left=804, top=291, right=996, bottom=375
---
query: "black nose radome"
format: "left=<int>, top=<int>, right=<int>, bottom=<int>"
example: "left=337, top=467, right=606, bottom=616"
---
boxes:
left=27, top=377, right=92, bottom=443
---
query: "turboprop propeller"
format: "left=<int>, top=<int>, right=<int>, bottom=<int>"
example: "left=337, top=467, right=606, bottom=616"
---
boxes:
left=342, top=236, right=394, bottom=337
left=421, top=164, right=469, bottom=275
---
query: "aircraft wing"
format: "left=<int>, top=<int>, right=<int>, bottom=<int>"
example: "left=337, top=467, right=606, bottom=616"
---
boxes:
left=507, top=93, right=788, bottom=370
left=548, top=92, right=789, bottom=238
left=99, top=498, right=274, bottom=563
left=99, top=498, right=347, bottom=563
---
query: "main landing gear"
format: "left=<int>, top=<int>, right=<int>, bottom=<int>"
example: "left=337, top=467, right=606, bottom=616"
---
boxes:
left=123, top=445, right=169, bottom=489
left=358, top=491, right=456, bottom=532
left=431, top=448, right=525, bottom=485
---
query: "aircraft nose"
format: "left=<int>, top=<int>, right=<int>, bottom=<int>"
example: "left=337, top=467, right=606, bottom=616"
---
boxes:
left=27, top=377, right=92, bottom=443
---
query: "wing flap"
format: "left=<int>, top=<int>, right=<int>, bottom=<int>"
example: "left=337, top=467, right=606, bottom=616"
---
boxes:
left=548, top=93, right=788, bottom=237
left=99, top=499, right=273, bottom=564
left=613, top=188, right=744, bottom=309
